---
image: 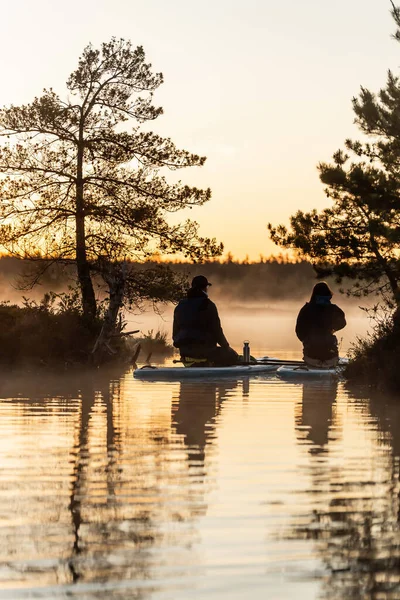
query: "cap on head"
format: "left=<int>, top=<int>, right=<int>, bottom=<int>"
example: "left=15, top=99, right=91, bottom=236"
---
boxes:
left=191, top=275, right=212, bottom=289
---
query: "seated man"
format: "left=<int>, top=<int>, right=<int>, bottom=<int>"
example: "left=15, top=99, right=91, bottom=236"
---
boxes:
left=173, top=275, right=238, bottom=367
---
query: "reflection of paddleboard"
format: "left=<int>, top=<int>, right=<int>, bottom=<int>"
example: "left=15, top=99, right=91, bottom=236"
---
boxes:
left=134, top=364, right=277, bottom=380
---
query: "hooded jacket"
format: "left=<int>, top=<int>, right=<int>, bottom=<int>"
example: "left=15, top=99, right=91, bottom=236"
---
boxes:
left=295, top=296, right=346, bottom=360
left=173, top=288, right=229, bottom=350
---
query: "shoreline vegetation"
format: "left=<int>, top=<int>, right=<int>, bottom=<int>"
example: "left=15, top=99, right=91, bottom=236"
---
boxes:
left=0, top=298, right=174, bottom=370
left=345, top=307, right=400, bottom=391
left=129, top=330, right=174, bottom=359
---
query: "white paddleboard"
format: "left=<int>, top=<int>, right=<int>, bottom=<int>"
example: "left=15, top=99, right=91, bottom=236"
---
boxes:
left=134, top=363, right=277, bottom=380
left=277, top=364, right=343, bottom=379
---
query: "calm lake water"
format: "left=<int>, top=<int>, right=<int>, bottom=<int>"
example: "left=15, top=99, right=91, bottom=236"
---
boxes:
left=1, top=342, right=400, bottom=599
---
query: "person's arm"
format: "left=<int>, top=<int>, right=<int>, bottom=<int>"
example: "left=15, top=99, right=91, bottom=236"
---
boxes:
left=332, top=305, right=346, bottom=332
left=172, top=305, right=180, bottom=346
left=209, top=301, right=230, bottom=347
left=295, top=306, right=308, bottom=341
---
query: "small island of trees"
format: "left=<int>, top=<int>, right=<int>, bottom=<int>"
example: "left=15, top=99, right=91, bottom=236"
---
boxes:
left=0, top=38, right=222, bottom=366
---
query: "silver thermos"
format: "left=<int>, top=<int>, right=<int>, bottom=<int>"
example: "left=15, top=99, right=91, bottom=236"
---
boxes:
left=243, top=341, right=250, bottom=363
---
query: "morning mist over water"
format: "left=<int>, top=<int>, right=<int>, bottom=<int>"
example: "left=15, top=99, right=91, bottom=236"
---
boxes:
left=0, top=256, right=372, bottom=357
left=128, top=299, right=371, bottom=358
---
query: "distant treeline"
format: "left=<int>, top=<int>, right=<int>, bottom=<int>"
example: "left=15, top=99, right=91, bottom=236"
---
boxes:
left=163, top=258, right=318, bottom=301
left=0, top=255, right=334, bottom=303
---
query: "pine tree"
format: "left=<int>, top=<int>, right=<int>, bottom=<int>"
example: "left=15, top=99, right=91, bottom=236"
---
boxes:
left=0, top=39, right=222, bottom=321
left=268, top=4, right=400, bottom=305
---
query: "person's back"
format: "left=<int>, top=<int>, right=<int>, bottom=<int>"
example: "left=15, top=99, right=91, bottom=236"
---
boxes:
left=296, top=282, right=346, bottom=366
left=173, top=275, right=237, bottom=366
left=173, top=287, right=224, bottom=350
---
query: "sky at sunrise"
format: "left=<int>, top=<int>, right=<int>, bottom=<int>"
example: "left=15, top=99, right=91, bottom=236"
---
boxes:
left=0, top=0, right=398, bottom=259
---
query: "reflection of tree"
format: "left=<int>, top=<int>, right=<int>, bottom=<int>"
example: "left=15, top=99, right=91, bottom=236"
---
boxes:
left=69, top=375, right=242, bottom=587
left=0, top=370, right=247, bottom=595
left=68, top=383, right=94, bottom=582
left=0, top=369, right=131, bottom=588
left=287, top=382, right=400, bottom=599
left=66, top=373, right=157, bottom=591
left=68, top=378, right=120, bottom=582
left=0, top=369, right=126, bottom=584
left=0, top=369, right=199, bottom=594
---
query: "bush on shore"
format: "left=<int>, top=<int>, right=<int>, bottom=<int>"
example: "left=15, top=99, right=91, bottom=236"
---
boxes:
left=0, top=292, right=176, bottom=369
left=345, top=307, right=400, bottom=390
left=0, top=289, right=123, bottom=368
left=0, top=298, right=105, bottom=367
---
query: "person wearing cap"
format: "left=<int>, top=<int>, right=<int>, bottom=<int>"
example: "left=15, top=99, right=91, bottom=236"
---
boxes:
left=173, top=275, right=238, bottom=367
left=295, top=281, right=346, bottom=367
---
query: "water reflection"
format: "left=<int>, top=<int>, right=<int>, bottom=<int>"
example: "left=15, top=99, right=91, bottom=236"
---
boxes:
left=64, top=372, right=201, bottom=595
left=68, top=376, right=123, bottom=583
left=172, top=379, right=239, bottom=467
left=295, top=381, right=338, bottom=454
left=288, top=382, right=400, bottom=599
left=0, top=370, right=172, bottom=596
left=4, top=367, right=400, bottom=598
left=0, top=370, right=248, bottom=598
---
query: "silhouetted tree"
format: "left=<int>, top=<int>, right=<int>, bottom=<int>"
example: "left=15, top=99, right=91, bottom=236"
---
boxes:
left=0, top=38, right=222, bottom=321
left=269, top=3, right=400, bottom=306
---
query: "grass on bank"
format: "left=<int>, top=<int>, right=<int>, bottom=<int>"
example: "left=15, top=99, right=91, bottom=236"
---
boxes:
left=345, top=306, right=400, bottom=391
left=0, top=299, right=103, bottom=367
left=128, top=329, right=174, bottom=358
left=0, top=292, right=175, bottom=368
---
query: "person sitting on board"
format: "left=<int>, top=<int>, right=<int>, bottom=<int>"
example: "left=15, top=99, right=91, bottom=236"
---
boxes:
left=295, top=282, right=346, bottom=368
left=173, top=275, right=239, bottom=367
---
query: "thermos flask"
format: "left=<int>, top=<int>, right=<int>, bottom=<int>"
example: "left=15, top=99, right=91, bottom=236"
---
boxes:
left=243, top=341, right=250, bottom=363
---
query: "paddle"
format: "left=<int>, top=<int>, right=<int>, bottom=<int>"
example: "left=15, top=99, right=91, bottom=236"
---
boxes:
left=172, top=357, right=306, bottom=367
left=256, top=358, right=305, bottom=366
left=257, top=357, right=348, bottom=366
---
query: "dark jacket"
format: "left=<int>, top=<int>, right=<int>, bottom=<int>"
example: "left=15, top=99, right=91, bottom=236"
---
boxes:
left=296, top=297, right=346, bottom=360
left=173, top=289, right=229, bottom=350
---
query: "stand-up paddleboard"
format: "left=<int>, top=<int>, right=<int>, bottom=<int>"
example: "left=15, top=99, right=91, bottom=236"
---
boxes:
left=134, top=363, right=277, bottom=380
left=276, top=358, right=348, bottom=380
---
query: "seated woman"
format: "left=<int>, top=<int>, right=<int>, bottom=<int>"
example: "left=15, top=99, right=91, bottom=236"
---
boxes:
left=295, top=282, right=346, bottom=368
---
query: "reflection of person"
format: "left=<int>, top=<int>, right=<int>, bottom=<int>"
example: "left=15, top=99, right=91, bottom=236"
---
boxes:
left=172, top=380, right=238, bottom=464
left=296, top=381, right=338, bottom=454
left=296, top=282, right=346, bottom=367
left=173, top=275, right=238, bottom=366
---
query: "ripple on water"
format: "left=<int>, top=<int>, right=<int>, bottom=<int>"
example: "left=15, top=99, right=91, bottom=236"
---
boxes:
left=0, top=369, right=399, bottom=598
